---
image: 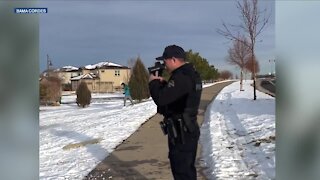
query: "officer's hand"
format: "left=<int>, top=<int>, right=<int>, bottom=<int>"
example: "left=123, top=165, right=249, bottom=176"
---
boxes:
left=149, top=74, right=164, bottom=82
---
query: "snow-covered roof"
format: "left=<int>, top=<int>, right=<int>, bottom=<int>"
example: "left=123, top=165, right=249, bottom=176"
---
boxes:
left=55, top=66, right=79, bottom=72
left=61, top=66, right=79, bottom=71
left=70, top=73, right=98, bottom=81
left=84, top=61, right=126, bottom=70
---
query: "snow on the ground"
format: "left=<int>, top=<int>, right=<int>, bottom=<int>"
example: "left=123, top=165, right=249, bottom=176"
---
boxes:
left=200, top=80, right=275, bottom=180
left=40, top=80, right=275, bottom=180
left=40, top=96, right=157, bottom=179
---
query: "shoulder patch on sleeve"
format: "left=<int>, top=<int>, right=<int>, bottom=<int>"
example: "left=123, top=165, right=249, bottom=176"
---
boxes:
left=167, top=80, right=175, bottom=88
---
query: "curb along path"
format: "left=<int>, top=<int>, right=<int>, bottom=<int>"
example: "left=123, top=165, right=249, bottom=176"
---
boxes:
left=85, top=81, right=235, bottom=180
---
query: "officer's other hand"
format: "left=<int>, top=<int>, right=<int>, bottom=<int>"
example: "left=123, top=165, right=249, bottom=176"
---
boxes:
left=149, top=74, right=164, bottom=82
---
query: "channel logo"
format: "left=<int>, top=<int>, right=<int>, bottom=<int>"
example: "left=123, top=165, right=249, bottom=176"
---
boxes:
left=15, top=8, right=48, bottom=14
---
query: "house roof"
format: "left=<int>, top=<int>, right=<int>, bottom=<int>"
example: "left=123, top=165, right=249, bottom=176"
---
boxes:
left=40, top=69, right=55, bottom=76
left=56, top=66, right=79, bottom=72
left=83, top=61, right=129, bottom=70
left=41, top=61, right=130, bottom=76
left=39, top=76, right=62, bottom=83
left=70, top=73, right=99, bottom=81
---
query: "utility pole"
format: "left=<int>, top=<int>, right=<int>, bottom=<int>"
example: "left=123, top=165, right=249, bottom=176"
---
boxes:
left=47, top=54, right=50, bottom=71
left=47, top=54, right=53, bottom=75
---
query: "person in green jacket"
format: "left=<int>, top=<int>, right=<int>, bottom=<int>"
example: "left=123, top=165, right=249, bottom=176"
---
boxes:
left=121, top=83, right=134, bottom=106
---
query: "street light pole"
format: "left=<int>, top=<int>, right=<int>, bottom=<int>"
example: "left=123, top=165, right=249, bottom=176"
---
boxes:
left=269, top=59, right=272, bottom=75
left=273, top=59, right=276, bottom=75
left=269, top=59, right=275, bottom=76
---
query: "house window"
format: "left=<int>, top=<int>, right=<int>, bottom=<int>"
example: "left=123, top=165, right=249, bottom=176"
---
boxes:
left=115, top=70, right=120, bottom=76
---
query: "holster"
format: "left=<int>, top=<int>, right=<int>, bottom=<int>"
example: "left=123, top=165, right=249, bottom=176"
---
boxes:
left=177, top=118, right=185, bottom=144
left=159, top=121, right=168, bottom=135
left=166, top=118, right=178, bottom=139
left=160, top=116, right=188, bottom=145
left=182, top=112, right=199, bottom=133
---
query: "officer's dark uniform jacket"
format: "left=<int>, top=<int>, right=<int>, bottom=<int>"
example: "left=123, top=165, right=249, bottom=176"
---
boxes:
left=149, top=63, right=202, bottom=137
left=149, top=62, right=202, bottom=180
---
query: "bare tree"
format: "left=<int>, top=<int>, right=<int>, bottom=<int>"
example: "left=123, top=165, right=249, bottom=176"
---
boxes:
left=40, top=76, right=62, bottom=106
left=219, top=70, right=233, bottom=80
left=217, top=0, right=270, bottom=100
left=227, top=35, right=251, bottom=91
left=245, top=56, right=260, bottom=79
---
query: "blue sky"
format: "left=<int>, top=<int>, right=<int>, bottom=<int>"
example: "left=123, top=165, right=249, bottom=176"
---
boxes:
left=39, top=0, right=275, bottom=75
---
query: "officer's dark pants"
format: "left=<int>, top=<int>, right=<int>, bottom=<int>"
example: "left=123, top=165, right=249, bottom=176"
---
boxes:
left=168, top=131, right=199, bottom=180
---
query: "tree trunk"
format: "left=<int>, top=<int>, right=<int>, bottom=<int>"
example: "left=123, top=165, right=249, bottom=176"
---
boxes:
left=240, top=69, right=244, bottom=91
left=252, top=50, right=257, bottom=100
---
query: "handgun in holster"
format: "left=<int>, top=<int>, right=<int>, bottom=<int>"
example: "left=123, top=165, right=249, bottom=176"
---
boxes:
left=159, top=120, right=168, bottom=135
left=166, top=118, right=178, bottom=139
left=160, top=118, right=178, bottom=144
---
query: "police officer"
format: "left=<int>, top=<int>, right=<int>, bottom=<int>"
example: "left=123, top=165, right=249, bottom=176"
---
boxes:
left=149, top=45, right=202, bottom=180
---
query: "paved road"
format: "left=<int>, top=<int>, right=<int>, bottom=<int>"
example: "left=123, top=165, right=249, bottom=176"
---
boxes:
left=85, top=81, right=235, bottom=180
left=256, top=78, right=276, bottom=97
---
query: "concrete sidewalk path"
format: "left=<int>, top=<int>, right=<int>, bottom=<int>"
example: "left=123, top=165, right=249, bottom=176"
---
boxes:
left=85, top=81, right=235, bottom=180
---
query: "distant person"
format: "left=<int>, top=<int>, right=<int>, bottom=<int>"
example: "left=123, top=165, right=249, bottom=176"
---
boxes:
left=149, top=45, right=202, bottom=180
left=121, top=83, right=134, bottom=106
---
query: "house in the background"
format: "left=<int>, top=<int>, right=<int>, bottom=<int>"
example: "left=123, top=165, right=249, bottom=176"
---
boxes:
left=70, top=73, right=101, bottom=92
left=70, top=61, right=131, bottom=92
left=54, top=66, right=81, bottom=91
